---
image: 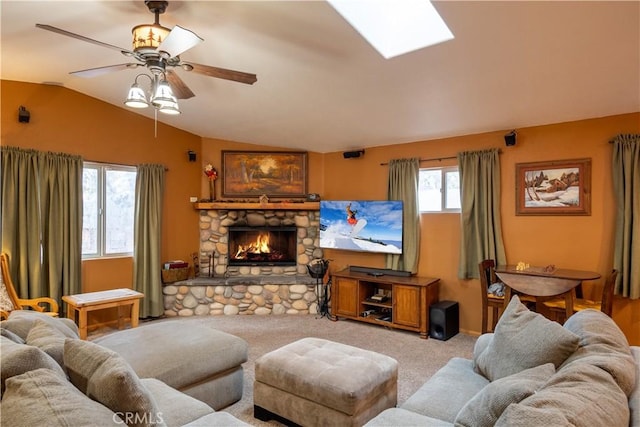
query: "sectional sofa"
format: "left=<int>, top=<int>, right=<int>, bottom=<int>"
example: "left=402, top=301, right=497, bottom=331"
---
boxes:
left=366, top=296, right=639, bottom=426
left=0, top=310, right=250, bottom=426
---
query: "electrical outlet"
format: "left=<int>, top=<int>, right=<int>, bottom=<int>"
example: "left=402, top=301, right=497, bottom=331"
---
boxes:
left=189, top=197, right=198, bottom=203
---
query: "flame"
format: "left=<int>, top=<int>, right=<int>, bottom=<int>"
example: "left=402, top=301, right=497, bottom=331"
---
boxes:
left=234, top=233, right=272, bottom=259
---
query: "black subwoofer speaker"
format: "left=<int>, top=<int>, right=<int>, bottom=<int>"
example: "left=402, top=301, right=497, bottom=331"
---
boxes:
left=429, top=300, right=459, bottom=341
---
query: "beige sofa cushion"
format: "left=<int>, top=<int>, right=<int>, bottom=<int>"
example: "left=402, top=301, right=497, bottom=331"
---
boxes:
left=64, top=339, right=166, bottom=427
left=629, top=347, right=640, bottom=427
left=1, top=310, right=78, bottom=340
left=474, top=296, right=579, bottom=381
left=401, top=357, right=489, bottom=423
left=1, top=368, right=120, bottom=426
left=0, top=326, right=24, bottom=343
left=26, top=319, right=68, bottom=369
left=454, top=363, right=555, bottom=427
left=0, top=335, right=65, bottom=395
left=140, top=378, right=214, bottom=427
left=181, top=412, right=253, bottom=427
left=505, top=362, right=630, bottom=426
left=561, top=309, right=636, bottom=396
left=495, top=403, right=569, bottom=426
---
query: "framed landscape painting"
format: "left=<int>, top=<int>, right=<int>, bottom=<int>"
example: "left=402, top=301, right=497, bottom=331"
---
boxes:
left=222, top=151, right=308, bottom=198
left=516, top=158, right=591, bottom=215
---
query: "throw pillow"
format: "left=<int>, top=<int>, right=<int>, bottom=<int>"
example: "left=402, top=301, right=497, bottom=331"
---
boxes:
left=495, top=403, right=569, bottom=426
left=454, top=363, right=556, bottom=427
left=0, top=326, right=24, bottom=344
left=0, top=279, right=14, bottom=312
left=561, top=309, right=636, bottom=396
left=64, top=338, right=166, bottom=427
left=0, top=335, right=66, bottom=394
left=26, top=319, right=69, bottom=369
left=474, top=295, right=579, bottom=381
left=3, top=310, right=78, bottom=340
left=2, top=368, right=120, bottom=426
left=504, top=362, right=630, bottom=427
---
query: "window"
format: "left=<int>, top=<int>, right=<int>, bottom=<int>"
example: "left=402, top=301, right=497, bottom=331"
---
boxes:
left=418, top=167, right=460, bottom=212
left=82, top=162, right=137, bottom=258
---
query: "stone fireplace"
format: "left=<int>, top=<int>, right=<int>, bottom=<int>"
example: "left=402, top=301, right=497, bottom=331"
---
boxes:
left=199, top=208, right=322, bottom=277
left=162, top=204, right=324, bottom=317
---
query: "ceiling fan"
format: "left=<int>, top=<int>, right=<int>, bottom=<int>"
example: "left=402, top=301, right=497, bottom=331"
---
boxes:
left=36, top=0, right=257, bottom=103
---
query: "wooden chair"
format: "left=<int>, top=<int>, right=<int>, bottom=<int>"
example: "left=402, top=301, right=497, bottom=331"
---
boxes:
left=0, top=253, right=59, bottom=320
left=542, top=269, right=618, bottom=323
left=478, top=259, right=505, bottom=333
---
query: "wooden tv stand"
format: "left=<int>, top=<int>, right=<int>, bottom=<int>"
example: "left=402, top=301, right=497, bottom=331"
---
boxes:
left=331, top=269, right=439, bottom=339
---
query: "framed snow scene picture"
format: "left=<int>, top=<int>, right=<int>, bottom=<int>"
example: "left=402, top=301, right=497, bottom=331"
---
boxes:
left=516, top=158, right=591, bottom=216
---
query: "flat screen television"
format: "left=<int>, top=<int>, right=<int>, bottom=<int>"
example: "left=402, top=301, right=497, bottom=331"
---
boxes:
left=319, top=200, right=403, bottom=254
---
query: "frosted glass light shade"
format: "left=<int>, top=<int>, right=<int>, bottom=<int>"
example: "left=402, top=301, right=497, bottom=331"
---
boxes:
left=158, top=101, right=180, bottom=115
left=124, top=84, right=149, bottom=108
left=151, top=80, right=176, bottom=107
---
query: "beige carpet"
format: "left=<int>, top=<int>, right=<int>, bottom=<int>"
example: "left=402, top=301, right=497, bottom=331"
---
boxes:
left=96, top=314, right=477, bottom=426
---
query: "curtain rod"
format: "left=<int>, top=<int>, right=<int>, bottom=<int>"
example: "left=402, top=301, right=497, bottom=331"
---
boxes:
left=379, top=156, right=456, bottom=166
left=86, top=159, right=168, bottom=171
left=380, top=150, right=502, bottom=166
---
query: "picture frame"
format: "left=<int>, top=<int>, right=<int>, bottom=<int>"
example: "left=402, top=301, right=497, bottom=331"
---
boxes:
left=222, top=150, right=308, bottom=198
left=516, top=158, right=591, bottom=216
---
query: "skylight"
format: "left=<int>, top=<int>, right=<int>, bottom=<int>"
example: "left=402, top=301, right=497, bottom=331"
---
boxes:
left=327, top=0, right=454, bottom=59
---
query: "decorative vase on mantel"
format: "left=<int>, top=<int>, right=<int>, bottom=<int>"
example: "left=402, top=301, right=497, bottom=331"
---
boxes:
left=209, top=180, right=216, bottom=201
left=204, top=164, right=218, bottom=202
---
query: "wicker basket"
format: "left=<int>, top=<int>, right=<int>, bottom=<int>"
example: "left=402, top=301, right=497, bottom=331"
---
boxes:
left=161, top=267, right=190, bottom=284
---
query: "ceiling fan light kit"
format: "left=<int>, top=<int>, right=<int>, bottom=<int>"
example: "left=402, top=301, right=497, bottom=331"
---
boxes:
left=35, top=0, right=257, bottom=121
left=125, top=73, right=180, bottom=115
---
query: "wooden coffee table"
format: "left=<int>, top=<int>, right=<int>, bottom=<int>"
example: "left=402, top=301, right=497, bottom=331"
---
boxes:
left=62, top=288, right=144, bottom=339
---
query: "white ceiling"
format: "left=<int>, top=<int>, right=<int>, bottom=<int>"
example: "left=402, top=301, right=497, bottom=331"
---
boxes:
left=1, top=1, right=639, bottom=153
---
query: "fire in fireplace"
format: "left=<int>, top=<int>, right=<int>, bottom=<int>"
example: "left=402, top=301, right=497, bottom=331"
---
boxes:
left=228, top=226, right=297, bottom=266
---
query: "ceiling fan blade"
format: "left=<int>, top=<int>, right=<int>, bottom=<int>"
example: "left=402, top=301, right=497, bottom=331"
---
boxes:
left=158, top=25, right=203, bottom=58
left=70, top=64, right=142, bottom=78
left=36, top=24, right=134, bottom=56
left=166, top=70, right=195, bottom=99
left=184, top=62, right=257, bottom=85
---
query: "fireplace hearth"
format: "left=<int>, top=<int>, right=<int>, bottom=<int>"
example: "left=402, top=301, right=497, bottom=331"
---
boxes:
left=228, top=226, right=297, bottom=267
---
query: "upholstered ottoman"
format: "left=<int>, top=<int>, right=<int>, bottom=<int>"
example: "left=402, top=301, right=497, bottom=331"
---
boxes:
left=94, top=321, right=248, bottom=410
left=254, top=337, right=398, bottom=427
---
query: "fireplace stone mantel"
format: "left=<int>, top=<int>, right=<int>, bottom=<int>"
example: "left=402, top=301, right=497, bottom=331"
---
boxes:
left=193, top=202, right=320, bottom=211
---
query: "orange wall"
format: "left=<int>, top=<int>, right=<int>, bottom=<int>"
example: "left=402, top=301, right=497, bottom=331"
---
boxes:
left=1, top=80, right=201, bottom=323
left=2, top=80, right=638, bottom=343
left=199, top=138, right=325, bottom=200
left=321, top=113, right=640, bottom=344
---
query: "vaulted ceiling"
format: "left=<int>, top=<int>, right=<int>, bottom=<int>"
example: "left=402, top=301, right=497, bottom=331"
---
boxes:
left=1, top=1, right=638, bottom=152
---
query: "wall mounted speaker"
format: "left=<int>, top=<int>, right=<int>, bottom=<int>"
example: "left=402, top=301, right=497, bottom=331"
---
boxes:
left=343, top=149, right=365, bottom=159
left=429, top=300, right=459, bottom=341
left=188, top=150, right=197, bottom=162
left=504, top=130, right=517, bottom=146
left=18, top=106, right=30, bottom=123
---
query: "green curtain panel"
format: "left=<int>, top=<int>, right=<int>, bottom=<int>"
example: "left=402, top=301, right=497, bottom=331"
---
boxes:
left=385, top=158, right=420, bottom=274
left=1, top=146, right=82, bottom=303
left=612, top=134, right=640, bottom=299
left=457, top=148, right=506, bottom=279
left=133, top=164, right=165, bottom=318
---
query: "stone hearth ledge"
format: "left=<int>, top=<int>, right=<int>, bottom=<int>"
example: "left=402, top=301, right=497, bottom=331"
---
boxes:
left=163, top=275, right=323, bottom=316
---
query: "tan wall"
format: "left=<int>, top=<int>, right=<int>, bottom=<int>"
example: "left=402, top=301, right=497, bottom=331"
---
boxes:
left=2, top=80, right=638, bottom=343
left=321, top=113, right=640, bottom=345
